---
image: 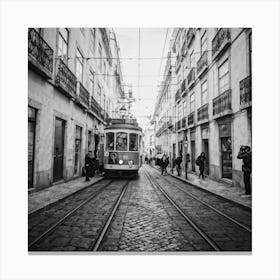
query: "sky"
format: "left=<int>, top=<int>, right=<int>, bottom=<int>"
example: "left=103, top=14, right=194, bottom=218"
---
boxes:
left=114, top=28, right=172, bottom=130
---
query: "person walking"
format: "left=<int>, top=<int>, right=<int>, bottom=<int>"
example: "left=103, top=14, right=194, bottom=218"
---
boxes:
left=175, top=155, right=182, bottom=176
left=161, top=154, right=167, bottom=175
left=196, top=152, right=206, bottom=179
left=85, top=151, right=92, bottom=182
left=237, top=146, right=252, bottom=196
left=163, top=155, right=169, bottom=175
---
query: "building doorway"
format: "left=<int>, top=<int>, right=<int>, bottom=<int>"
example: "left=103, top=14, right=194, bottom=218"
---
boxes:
left=191, top=140, right=196, bottom=172
left=53, top=117, right=65, bottom=181
left=221, top=137, right=232, bottom=179
left=203, top=139, right=209, bottom=175
left=74, top=126, right=82, bottom=175
left=28, top=107, right=37, bottom=189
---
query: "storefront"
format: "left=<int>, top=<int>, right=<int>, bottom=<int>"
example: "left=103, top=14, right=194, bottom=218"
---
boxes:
left=219, top=121, right=232, bottom=179
left=190, top=129, right=196, bottom=172
left=201, top=125, right=209, bottom=175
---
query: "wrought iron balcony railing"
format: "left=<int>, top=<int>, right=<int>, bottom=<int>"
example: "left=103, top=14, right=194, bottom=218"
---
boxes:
left=213, top=89, right=232, bottom=116
left=197, top=51, right=208, bottom=76
left=240, top=75, right=252, bottom=108
left=212, top=28, right=231, bottom=58
left=28, top=28, right=54, bottom=78
left=197, top=103, right=209, bottom=122
left=187, top=28, right=196, bottom=47
left=188, top=112, right=194, bottom=126
left=187, top=68, right=195, bottom=87
left=90, top=96, right=101, bottom=116
left=55, top=59, right=77, bottom=98
left=76, top=82, right=89, bottom=107
left=181, top=117, right=187, bottom=128
left=175, top=88, right=181, bottom=102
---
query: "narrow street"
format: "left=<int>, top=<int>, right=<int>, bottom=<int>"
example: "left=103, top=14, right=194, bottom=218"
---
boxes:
left=29, top=165, right=251, bottom=252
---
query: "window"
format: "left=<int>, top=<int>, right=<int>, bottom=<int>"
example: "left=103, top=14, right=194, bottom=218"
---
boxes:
left=58, top=28, right=69, bottom=63
left=190, top=93, right=195, bottom=112
left=89, top=71, right=94, bottom=96
left=183, top=100, right=187, bottom=116
left=201, top=31, right=207, bottom=53
left=116, top=132, right=128, bottom=151
left=75, top=48, right=83, bottom=82
left=97, top=84, right=101, bottom=104
left=129, top=133, right=139, bottom=151
left=190, top=51, right=195, bottom=68
left=248, top=33, right=252, bottom=75
left=98, top=43, right=102, bottom=70
left=106, top=132, right=114, bottom=150
left=90, top=29, right=95, bottom=56
left=201, top=80, right=208, bottom=105
left=218, top=59, right=229, bottom=94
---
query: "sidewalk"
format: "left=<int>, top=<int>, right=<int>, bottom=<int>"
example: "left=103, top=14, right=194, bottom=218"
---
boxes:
left=151, top=164, right=252, bottom=209
left=28, top=175, right=104, bottom=215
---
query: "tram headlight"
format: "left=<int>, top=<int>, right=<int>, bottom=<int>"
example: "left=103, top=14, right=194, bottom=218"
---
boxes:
left=119, top=159, right=123, bottom=165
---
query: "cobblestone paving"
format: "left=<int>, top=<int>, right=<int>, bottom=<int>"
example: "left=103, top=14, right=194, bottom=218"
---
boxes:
left=148, top=165, right=252, bottom=228
left=29, top=180, right=128, bottom=251
left=28, top=179, right=112, bottom=245
left=146, top=167, right=252, bottom=251
left=100, top=169, right=213, bottom=252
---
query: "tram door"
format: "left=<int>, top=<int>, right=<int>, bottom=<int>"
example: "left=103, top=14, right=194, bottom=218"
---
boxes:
left=53, top=118, right=65, bottom=181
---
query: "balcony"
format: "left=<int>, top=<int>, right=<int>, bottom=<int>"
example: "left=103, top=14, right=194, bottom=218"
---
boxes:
left=76, top=82, right=89, bottom=108
left=181, top=79, right=187, bottom=96
left=90, top=96, right=101, bottom=117
left=213, top=89, right=232, bottom=118
left=176, top=120, right=181, bottom=131
left=197, top=51, right=208, bottom=78
left=212, top=28, right=231, bottom=59
left=175, top=89, right=181, bottom=103
left=55, top=59, right=77, bottom=99
left=188, top=112, right=195, bottom=126
left=181, top=117, right=187, bottom=129
left=240, top=75, right=252, bottom=109
left=28, top=28, right=54, bottom=79
left=187, top=68, right=195, bottom=88
left=197, top=103, right=209, bottom=124
left=187, top=28, right=196, bottom=47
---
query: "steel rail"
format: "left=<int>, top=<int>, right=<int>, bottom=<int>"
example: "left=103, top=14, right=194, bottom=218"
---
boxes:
left=148, top=164, right=251, bottom=212
left=143, top=166, right=221, bottom=251
left=149, top=168, right=251, bottom=233
left=90, top=180, right=130, bottom=251
left=28, top=180, right=114, bottom=250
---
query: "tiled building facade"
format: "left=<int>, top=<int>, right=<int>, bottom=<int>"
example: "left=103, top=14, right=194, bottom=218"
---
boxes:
left=28, top=28, right=124, bottom=191
left=154, top=28, right=252, bottom=189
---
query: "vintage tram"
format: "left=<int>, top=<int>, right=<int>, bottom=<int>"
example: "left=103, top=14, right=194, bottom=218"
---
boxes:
left=103, top=118, right=143, bottom=177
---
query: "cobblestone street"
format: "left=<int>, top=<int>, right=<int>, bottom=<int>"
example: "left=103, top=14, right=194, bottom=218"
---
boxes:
left=29, top=165, right=251, bottom=252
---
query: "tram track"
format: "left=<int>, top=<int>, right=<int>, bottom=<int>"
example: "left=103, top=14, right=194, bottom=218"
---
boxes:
left=143, top=165, right=251, bottom=251
left=146, top=164, right=251, bottom=233
left=29, top=180, right=130, bottom=251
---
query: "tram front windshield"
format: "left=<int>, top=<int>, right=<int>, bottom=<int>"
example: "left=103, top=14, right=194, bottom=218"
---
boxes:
left=129, top=133, right=138, bottom=151
left=106, top=132, right=139, bottom=152
left=116, top=132, right=128, bottom=151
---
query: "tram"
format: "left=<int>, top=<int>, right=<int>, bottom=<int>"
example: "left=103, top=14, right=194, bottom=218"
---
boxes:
left=103, top=118, right=143, bottom=177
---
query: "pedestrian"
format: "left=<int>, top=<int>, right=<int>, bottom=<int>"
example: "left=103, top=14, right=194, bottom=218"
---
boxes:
left=196, top=152, right=206, bottom=179
left=161, top=154, right=167, bottom=175
left=85, top=151, right=92, bottom=182
left=161, top=155, right=169, bottom=175
left=237, top=145, right=252, bottom=196
left=185, top=153, right=190, bottom=179
left=175, top=154, right=182, bottom=176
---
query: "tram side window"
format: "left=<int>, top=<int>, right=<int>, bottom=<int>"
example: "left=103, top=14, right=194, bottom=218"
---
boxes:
left=116, top=132, right=128, bottom=151
left=129, top=133, right=138, bottom=151
left=106, top=132, right=114, bottom=150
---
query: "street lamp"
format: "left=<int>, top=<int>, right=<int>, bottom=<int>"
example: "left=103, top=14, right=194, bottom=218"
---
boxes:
left=120, top=105, right=127, bottom=118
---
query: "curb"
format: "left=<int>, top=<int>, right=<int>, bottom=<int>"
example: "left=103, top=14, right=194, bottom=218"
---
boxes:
left=28, top=177, right=104, bottom=216
left=148, top=164, right=251, bottom=211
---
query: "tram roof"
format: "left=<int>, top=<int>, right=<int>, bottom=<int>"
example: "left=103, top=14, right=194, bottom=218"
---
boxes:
left=105, top=118, right=142, bottom=132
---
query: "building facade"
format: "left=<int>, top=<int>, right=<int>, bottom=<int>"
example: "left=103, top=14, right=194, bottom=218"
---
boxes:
left=28, top=28, right=125, bottom=191
left=154, top=28, right=252, bottom=189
